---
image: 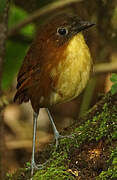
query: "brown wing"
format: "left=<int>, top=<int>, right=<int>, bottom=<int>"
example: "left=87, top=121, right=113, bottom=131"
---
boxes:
left=14, top=43, right=40, bottom=104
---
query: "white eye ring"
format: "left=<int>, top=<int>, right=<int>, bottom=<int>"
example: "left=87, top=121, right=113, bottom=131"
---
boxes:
left=57, top=27, right=68, bottom=36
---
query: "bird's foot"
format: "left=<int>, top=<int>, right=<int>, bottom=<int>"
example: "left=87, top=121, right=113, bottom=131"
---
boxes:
left=31, top=161, right=45, bottom=170
left=30, top=160, right=48, bottom=178
left=54, top=131, right=73, bottom=148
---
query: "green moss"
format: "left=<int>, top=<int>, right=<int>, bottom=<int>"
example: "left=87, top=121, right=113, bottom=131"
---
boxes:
left=34, top=166, right=74, bottom=180
left=96, top=148, right=117, bottom=180
left=33, top=98, right=117, bottom=179
left=74, top=102, right=117, bottom=145
left=6, top=173, right=12, bottom=180
left=5, top=93, right=117, bottom=179
left=33, top=152, right=74, bottom=180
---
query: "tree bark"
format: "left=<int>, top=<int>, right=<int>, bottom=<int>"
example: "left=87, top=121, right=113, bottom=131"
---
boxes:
left=0, top=0, right=10, bottom=178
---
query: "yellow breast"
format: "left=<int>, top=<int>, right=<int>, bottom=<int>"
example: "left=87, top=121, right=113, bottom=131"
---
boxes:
left=49, top=32, right=92, bottom=106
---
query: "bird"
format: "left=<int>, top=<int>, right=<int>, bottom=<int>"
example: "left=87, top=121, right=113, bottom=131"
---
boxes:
left=14, top=13, right=94, bottom=176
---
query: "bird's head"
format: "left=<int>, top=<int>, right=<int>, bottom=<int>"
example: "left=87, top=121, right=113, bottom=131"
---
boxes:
left=36, top=14, right=95, bottom=48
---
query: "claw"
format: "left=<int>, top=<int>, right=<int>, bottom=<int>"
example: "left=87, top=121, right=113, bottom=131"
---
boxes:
left=31, top=161, right=48, bottom=178
left=46, top=108, right=73, bottom=148
left=55, top=132, right=73, bottom=148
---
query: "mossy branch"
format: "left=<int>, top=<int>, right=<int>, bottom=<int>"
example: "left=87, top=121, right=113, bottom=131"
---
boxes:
left=5, top=92, right=117, bottom=180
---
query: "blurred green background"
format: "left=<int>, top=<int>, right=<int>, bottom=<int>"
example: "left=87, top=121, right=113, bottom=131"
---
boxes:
left=2, top=5, right=35, bottom=89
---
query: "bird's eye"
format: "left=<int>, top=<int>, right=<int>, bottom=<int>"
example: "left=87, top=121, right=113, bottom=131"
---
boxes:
left=57, top=27, right=68, bottom=36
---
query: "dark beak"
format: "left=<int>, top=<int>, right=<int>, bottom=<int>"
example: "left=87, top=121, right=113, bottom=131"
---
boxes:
left=72, top=19, right=95, bottom=34
left=77, top=20, right=95, bottom=32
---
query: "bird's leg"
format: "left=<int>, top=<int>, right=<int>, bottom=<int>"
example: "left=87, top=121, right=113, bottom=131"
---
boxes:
left=46, top=108, right=73, bottom=148
left=31, top=111, right=47, bottom=177
left=46, top=108, right=60, bottom=147
left=31, top=112, right=39, bottom=176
